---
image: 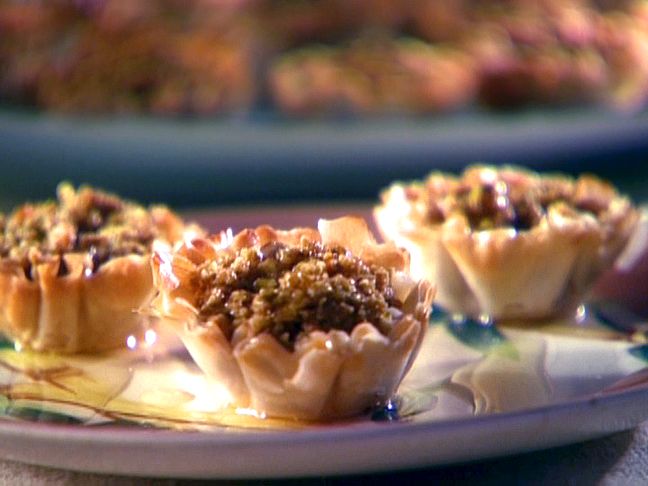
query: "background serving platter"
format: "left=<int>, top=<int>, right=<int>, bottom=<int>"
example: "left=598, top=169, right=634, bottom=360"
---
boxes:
left=0, top=205, right=647, bottom=479
left=1, top=109, right=647, bottom=210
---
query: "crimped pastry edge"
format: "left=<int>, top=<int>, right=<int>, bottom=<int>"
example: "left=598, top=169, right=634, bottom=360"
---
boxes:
left=0, top=253, right=153, bottom=353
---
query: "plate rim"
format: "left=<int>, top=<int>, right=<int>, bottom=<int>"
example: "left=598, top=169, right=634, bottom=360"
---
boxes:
left=0, top=378, right=647, bottom=478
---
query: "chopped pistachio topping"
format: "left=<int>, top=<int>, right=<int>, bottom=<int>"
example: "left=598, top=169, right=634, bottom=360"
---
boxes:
left=193, top=240, right=402, bottom=350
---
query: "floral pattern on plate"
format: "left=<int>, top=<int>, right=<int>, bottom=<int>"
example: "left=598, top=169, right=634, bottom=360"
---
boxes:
left=0, top=304, right=645, bottom=430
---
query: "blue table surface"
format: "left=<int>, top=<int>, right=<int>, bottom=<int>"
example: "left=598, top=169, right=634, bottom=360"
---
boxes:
left=1, top=109, right=647, bottom=210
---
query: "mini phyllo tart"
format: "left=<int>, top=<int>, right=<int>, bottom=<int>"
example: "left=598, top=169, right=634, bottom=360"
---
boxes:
left=150, top=216, right=434, bottom=421
left=0, top=183, right=189, bottom=353
left=375, top=165, right=639, bottom=321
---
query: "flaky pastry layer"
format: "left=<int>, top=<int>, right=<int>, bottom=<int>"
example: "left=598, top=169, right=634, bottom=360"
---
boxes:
left=150, top=216, right=434, bottom=421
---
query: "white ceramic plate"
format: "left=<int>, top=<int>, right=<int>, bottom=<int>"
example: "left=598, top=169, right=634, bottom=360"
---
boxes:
left=0, top=382, right=647, bottom=479
left=0, top=313, right=646, bottom=479
left=0, top=206, right=646, bottom=479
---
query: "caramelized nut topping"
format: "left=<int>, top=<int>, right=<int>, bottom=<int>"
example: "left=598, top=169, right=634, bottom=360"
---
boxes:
left=193, top=240, right=402, bottom=350
left=420, top=168, right=620, bottom=231
left=0, top=183, right=168, bottom=272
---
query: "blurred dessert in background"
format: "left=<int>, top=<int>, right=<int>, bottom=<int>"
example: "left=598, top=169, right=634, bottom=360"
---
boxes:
left=0, top=0, right=646, bottom=116
left=0, top=0, right=258, bottom=115
left=270, top=38, right=477, bottom=116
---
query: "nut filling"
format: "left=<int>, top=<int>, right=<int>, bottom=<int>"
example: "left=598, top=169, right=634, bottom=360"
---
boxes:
left=194, top=241, right=403, bottom=350
left=411, top=169, right=620, bottom=231
left=0, top=183, right=165, bottom=275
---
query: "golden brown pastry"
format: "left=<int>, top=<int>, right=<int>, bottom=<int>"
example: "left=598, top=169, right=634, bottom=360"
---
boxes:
left=150, top=216, right=434, bottom=421
left=374, top=165, right=639, bottom=321
left=0, top=183, right=191, bottom=353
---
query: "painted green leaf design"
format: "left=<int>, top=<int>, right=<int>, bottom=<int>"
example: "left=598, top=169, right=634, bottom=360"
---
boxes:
left=0, top=338, right=14, bottom=351
left=629, top=344, right=648, bottom=363
left=3, top=405, right=84, bottom=425
left=434, top=310, right=518, bottom=359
